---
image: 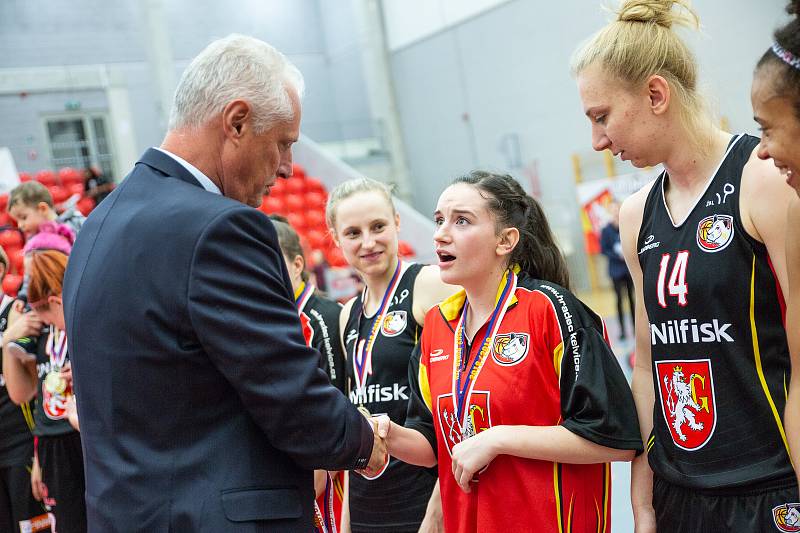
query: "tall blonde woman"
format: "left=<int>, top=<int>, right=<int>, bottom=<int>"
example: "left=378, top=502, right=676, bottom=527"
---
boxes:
left=573, top=1, right=797, bottom=531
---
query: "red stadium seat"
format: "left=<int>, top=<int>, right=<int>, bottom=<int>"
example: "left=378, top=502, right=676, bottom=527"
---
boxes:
left=262, top=195, right=285, bottom=215
left=325, top=247, right=348, bottom=268
left=58, top=167, right=84, bottom=186
left=286, top=177, right=305, bottom=196
left=0, top=194, right=8, bottom=212
left=67, top=183, right=85, bottom=196
left=0, top=229, right=23, bottom=250
left=48, top=186, right=70, bottom=204
left=2, top=274, right=22, bottom=297
left=77, top=197, right=96, bottom=216
left=35, top=170, right=57, bottom=186
left=9, top=247, right=24, bottom=275
left=0, top=212, right=15, bottom=228
left=305, top=209, right=326, bottom=230
left=287, top=212, right=306, bottom=231
left=291, top=164, right=306, bottom=180
left=285, top=194, right=304, bottom=213
left=398, top=240, right=416, bottom=258
left=304, top=191, right=326, bottom=210
left=305, top=177, right=325, bottom=194
left=18, top=172, right=31, bottom=182
left=305, top=229, right=329, bottom=251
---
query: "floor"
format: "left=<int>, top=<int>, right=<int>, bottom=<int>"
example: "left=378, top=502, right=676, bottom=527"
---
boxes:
left=576, top=288, right=636, bottom=533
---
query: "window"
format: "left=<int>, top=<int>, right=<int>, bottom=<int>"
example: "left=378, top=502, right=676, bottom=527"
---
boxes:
left=44, top=114, right=115, bottom=178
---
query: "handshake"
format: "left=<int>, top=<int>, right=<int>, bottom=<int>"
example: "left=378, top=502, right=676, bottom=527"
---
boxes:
left=355, top=413, right=392, bottom=479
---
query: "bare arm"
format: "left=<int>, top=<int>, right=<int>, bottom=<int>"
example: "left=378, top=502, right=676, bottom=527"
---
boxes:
left=412, top=265, right=460, bottom=325
left=784, top=199, right=800, bottom=483
left=2, top=309, right=41, bottom=404
left=619, top=187, right=658, bottom=533
left=376, top=418, right=437, bottom=468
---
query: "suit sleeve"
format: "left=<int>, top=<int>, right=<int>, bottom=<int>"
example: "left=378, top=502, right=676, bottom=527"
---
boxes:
left=404, top=343, right=438, bottom=457
left=543, top=289, right=643, bottom=452
left=187, top=206, right=374, bottom=470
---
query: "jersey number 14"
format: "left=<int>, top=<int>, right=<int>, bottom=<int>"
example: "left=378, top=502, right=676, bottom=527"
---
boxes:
left=657, top=251, right=689, bottom=308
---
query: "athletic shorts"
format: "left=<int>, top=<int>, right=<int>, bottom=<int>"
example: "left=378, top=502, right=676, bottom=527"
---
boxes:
left=653, top=475, right=800, bottom=532
left=0, top=462, right=49, bottom=533
left=38, top=432, right=86, bottom=533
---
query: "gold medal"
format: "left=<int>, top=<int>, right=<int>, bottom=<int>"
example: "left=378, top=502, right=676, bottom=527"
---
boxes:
left=44, top=371, right=65, bottom=395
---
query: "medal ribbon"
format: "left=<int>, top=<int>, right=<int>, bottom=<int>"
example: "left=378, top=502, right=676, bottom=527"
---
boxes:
left=352, top=261, right=403, bottom=400
left=452, top=269, right=517, bottom=429
left=294, top=282, right=314, bottom=314
left=47, top=326, right=68, bottom=370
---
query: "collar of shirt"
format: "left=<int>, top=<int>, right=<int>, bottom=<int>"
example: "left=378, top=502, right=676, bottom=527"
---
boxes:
left=154, top=147, right=221, bottom=195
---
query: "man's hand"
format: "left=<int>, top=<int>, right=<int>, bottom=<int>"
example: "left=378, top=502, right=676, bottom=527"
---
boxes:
left=355, top=418, right=389, bottom=478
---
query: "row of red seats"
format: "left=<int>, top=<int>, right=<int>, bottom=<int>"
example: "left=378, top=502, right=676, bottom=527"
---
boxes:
left=0, top=168, right=101, bottom=296
left=258, top=165, right=415, bottom=268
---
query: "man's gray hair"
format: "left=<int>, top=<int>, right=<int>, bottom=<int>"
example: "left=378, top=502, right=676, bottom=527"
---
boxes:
left=169, top=34, right=305, bottom=133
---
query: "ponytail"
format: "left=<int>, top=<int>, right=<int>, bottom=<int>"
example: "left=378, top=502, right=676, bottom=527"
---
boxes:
left=452, top=171, right=571, bottom=289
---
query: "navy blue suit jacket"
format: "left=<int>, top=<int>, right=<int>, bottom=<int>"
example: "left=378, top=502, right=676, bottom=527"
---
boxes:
left=63, top=149, right=373, bottom=532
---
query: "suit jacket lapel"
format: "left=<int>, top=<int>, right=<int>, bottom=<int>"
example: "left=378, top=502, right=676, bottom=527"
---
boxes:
left=137, top=148, right=204, bottom=190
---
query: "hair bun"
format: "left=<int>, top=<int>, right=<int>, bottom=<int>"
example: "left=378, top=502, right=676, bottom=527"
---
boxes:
left=617, top=0, right=699, bottom=30
left=788, top=0, right=800, bottom=17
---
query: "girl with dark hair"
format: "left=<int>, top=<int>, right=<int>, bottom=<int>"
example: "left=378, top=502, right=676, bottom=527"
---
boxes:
left=752, top=1, right=800, bottom=489
left=573, top=1, right=797, bottom=530
left=374, top=171, right=641, bottom=533
left=269, top=214, right=346, bottom=533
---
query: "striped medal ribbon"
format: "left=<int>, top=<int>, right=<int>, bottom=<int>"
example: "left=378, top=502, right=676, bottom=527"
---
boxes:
left=452, top=269, right=517, bottom=439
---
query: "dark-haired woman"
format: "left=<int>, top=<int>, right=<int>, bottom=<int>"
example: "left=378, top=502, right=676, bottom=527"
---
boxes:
left=375, top=172, right=641, bottom=533
left=752, top=0, right=800, bottom=489
left=270, top=215, right=346, bottom=532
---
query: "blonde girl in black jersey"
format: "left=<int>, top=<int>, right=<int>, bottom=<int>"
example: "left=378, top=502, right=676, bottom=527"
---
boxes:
left=573, top=1, right=796, bottom=531
left=327, top=178, right=457, bottom=533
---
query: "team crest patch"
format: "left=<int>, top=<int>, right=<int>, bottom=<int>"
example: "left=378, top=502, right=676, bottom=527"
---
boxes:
left=437, top=392, right=491, bottom=456
left=492, top=333, right=530, bottom=366
left=381, top=310, right=407, bottom=337
left=655, top=359, right=716, bottom=451
left=696, top=214, right=734, bottom=252
left=773, top=503, right=800, bottom=532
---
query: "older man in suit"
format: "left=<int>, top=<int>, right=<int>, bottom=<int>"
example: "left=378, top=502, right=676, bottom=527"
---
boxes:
left=63, top=34, right=385, bottom=532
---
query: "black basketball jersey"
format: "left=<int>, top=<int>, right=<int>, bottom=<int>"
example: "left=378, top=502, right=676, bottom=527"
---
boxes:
left=344, top=262, right=436, bottom=532
left=296, top=284, right=346, bottom=393
left=31, top=328, right=75, bottom=438
left=0, top=295, right=36, bottom=467
left=638, top=133, right=793, bottom=489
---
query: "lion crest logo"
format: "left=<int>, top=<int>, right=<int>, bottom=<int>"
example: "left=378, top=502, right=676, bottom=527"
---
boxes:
left=381, top=310, right=407, bottom=337
left=655, top=359, right=716, bottom=451
left=492, top=333, right=530, bottom=366
left=436, top=392, right=492, bottom=456
left=697, top=214, right=734, bottom=252
left=774, top=503, right=800, bottom=532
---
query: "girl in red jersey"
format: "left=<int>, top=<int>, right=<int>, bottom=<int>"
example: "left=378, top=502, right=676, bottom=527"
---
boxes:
left=327, top=178, right=458, bottom=533
left=752, top=1, right=800, bottom=490
left=573, top=1, right=797, bottom=531
left=375, top=172, right=641, bottom=533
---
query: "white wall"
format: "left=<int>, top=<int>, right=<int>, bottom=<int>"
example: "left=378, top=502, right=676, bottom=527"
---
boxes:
left=387, top=0, right=788, bottom=288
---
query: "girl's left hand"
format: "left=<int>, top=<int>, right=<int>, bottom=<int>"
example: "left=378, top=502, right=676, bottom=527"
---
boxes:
left=451, top=427, right=500, bottom=493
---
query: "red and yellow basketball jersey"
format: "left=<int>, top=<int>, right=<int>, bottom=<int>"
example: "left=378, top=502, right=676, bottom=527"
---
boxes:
left=405, top=271, right=642, bottom=533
